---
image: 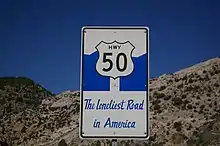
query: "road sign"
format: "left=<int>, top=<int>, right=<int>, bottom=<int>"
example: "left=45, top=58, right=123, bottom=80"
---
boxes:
left=80, top=26, right=149, bottom=139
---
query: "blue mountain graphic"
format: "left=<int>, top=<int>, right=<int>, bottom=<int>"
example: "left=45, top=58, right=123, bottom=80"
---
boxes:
left=83, top=51, right=148, bottom=91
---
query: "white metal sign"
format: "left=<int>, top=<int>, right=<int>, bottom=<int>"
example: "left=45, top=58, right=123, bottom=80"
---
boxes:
left=80, top=26, right=149, bottom=139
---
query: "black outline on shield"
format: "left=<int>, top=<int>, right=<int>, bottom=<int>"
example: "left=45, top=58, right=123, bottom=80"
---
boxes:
left=95, top=40, right=135, bottom=80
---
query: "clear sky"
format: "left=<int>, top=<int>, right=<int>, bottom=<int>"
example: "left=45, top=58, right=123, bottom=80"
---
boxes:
left=1, top=0, right=220, bottom=94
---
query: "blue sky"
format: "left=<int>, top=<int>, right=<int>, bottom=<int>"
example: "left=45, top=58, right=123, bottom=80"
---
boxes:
left=1, top=0, right=220, bottom=94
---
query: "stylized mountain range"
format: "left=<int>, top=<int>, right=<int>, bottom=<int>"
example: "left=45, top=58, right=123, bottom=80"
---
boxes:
left=0, top=57, right=220, bottom=146
left=83, top=52, right=147, bottom=91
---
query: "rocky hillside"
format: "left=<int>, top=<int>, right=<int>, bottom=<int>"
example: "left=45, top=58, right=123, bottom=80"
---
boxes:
left=0, top=77, right=54, bottom=116
left=147, top=58, right=220, bottom=146
left=0, top=57, right=220, bottom=146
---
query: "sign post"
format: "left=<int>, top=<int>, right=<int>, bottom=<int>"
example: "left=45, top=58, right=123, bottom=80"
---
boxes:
left=80, top=26, right=149, bottom=142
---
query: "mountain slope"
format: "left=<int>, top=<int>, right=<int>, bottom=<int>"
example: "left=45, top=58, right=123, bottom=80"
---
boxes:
left=0, top=58, right=220, bottom=146
left=147, top=58, right=220, bottom=146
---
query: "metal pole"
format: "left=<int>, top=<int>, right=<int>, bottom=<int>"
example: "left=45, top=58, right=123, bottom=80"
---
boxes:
left=112, top=139, right=117, bottom=146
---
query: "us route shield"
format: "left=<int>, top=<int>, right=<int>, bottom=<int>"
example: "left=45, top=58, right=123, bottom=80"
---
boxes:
left=95, top=40, right=135, bottom=79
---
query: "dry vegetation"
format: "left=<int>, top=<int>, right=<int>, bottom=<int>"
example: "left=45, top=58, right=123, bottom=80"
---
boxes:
left=0, top=58, right=220, bottom=146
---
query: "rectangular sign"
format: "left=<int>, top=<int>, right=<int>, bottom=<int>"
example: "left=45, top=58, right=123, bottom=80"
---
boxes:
left=80, top=26, right=149, bottom=139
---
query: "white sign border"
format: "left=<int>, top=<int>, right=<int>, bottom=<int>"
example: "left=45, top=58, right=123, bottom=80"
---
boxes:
left=79, top=26, right=150, bottom=140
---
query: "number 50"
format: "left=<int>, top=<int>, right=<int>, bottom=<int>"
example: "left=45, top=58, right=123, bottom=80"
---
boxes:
left=102, top=52, right=127, bottom=72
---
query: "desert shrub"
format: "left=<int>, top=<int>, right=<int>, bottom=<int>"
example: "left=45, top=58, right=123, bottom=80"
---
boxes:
left=173, top=121, right=182, bottom=132
left=193, top=85, right=200, bottom=90
left=204, top=74, right=209, bottom=81
left=175, top=78, right=180, bottom=82
left=0, top=141, right=9, bottom=146
left=148, top=134, right=156, bottom=141
left=153, top=100, right=162, bottom=114
left=95, top=140, right=101, bottom=146
left=177, top=84, right=183, bottom=89
left=184, top=85, right=194, bottom=92
left=181, top=94, right=187, bottom=99
left=73, top=102, right=80, bottom=114
left=15, top=96, right=23, bottom=103
left=172, top=97, right=183, bottom=106
left=206, top=93, right=211, bottom=97
left=0, top=98, right=6, bottom=104
left=164, top=95, right=171, bottom=100
left=6, top=103, right=12, bottom=113
left=188, top=74, right=194, bottom=78
left=183, top=99, right=190, bottom=105
left=188, top=78, right=193, bottom=83
left=214, top=69, right=220, bottom=74
left=212, top=66, right=217, bottom=71
left=168, top=79, right=173, bottom=83
left=198, top=110, right=203, bottom=114
left=198, top=76, right=203, bottom=81
left=124, top=141, right=131, bottom=146
left=207, top=86, right=212, bottom=93
left=153, top=91, right=165, bottom=99
left=187, top=125, right=192, bottom=131
left=158, top=85, right=166, bottom=91
left=182, top=75, right=188, bottom=81
left=152, top=99, right=160, bottom=105
left=214, top=83, right=219, bottom=87
left=153, top=103, right=161, bottom=111
left=106, top=140, right=111, bottom=145
left=21, top=126, right=27, bottom=133
left=200, top=104, right=205, bottom=109
left=167, top=123, right=171, bottom=126
left=187, top=104, right=193, bottom=109
left=181, top=104, right=186, bottom=110
left=210, top=71, right=214, bottom=76
left=24, top=98, right=40, bottom=106
left=196, top=96, right=201, bottom=100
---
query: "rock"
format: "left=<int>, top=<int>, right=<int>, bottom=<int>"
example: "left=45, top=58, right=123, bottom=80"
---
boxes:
left=0, top=57, right=220, bottom=145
